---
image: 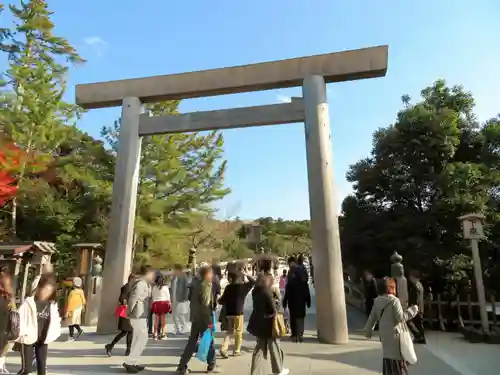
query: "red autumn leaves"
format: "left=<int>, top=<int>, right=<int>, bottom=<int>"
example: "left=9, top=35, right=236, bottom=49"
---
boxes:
left=0, top=139, right=48, bottom=206
left=0, top=141, right=23, bottom=207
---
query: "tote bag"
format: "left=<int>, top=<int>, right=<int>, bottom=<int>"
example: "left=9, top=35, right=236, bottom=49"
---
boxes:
left=399, top=322, right=417, bottom=365
left=196, top=328, right=213, bottom=362
left=272, top=313, right=287, bottom=338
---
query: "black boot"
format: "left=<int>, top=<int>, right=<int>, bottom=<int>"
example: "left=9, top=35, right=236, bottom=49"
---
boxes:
left=105, top=344, right=113, bottom=357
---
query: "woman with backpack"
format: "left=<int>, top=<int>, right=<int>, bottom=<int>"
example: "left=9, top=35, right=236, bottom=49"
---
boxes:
left=17, top=274, right=61, bottom=375
left=0, top=268, right=15, bottom=374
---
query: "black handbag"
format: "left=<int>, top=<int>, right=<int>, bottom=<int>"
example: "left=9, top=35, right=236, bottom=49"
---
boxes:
left=6, top=309, right=20, bottom=341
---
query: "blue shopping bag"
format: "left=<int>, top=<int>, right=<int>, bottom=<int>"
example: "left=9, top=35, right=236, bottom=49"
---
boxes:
left=212, top=311, right=217, bottom=333
left=196, top=328, right=213, bottom=362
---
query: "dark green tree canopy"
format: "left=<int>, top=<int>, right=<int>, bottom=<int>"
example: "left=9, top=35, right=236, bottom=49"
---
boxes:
left=342, top=80, right=500, bottom=293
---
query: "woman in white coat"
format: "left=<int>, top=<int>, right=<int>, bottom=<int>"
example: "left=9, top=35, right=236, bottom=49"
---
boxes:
left=17, top=274, right=61, bottom=375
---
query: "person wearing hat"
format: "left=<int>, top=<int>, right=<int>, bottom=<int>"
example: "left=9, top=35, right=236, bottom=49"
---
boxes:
left=66, top=277, right=86, bottom=340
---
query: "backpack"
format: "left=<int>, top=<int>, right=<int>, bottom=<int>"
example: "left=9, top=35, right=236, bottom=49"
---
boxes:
left=6, top=308, right=20, bottom=341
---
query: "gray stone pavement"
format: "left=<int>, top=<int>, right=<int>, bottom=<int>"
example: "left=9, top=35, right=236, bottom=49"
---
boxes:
left=5, top=280, right=499, bottom=375
left=5, top=306, right=496, bottom=375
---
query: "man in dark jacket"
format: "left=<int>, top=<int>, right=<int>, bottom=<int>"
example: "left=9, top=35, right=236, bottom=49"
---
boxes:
left=408, top=269, right=426, bottom=344
left=218, top=270, right=255, bottom=357
left=283, top=265, right=311, bottom=342
left=363, top=270, right=378, bottom=317
left=176, top=266, right=220, bottom=374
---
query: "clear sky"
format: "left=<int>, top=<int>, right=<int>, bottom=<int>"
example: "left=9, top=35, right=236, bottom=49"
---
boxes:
left=3, top=0, right=500, bottom=220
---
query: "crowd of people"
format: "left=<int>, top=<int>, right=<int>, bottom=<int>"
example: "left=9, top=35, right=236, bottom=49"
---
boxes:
left=111, top=255, right=313, bottom=375
left=0, top=253, right=432, bottom=375
left=0, top=253, right=315, bottom=375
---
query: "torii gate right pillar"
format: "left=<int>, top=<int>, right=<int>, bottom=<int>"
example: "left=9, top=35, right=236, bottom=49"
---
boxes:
left=303, top=75, right=348, bottom=344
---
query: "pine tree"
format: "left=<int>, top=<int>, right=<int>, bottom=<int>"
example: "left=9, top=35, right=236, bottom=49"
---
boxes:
left=101, top=100, right=231, bottom=263
left=0, top=0, right=85, bottom=235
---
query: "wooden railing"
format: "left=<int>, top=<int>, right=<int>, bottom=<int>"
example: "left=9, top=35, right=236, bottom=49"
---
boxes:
left=423, top=294, right=499, bottom=331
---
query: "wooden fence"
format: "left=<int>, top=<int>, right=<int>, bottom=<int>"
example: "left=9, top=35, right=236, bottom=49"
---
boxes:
left=423, top=293, right=499, bottom=331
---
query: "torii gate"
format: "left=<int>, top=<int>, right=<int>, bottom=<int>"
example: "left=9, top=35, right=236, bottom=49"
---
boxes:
left=75, top=45, right=388, bottom=344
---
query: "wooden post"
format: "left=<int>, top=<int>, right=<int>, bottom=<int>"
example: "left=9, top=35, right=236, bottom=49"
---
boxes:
left=12, top=258, right=22, bottom=301
left=491, top=296, right=497, bottom=326
left=83, top=249, right=94, bottom=325
left=437, top=294, right=445, bottom=331
left=20, top=262, right=31, bottom=303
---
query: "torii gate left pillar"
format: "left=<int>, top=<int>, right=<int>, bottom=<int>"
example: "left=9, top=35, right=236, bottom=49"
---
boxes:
left=75, top=45, right=388, bottom=343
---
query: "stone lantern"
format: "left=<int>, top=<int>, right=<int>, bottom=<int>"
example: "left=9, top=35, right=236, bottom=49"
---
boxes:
left=390, top=251, right=408, bottom=308
left=458, top=213, right=489, bottom=334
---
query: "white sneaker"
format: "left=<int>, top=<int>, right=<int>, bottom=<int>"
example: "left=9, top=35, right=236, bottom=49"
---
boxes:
left=0, top=366, right=10, bottom=374
left=277, top=369, right=290, bottom=375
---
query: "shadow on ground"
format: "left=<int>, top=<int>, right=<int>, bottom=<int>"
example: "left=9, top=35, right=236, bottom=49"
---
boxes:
left=286, top=342, right=462, bottom=375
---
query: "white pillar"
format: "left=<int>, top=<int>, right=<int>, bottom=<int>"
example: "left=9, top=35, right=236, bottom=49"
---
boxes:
left=471, top=239, right=490, bottom=334
left=302, top=75, right=349, bottom=344
left=97, top=97, right=142, bottom=334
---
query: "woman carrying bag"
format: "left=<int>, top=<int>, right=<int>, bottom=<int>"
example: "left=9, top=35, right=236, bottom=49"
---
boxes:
left=247, top=270, right=289, bottom=375
left=16, top=274, right=61, bottom=375
left=364, top=277, right=418, bottom=375
left=105, top=275, right=134, bottom=357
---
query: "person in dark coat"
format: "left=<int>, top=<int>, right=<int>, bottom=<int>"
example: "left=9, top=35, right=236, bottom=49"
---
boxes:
left=408, top=269, right=426, bottom=344
left=363, top=270, right=378, bottom=317
left=283, top=265, right=311, bottom=342
left=248, top=273, right=288, bottom=375
left=105, top=275, right=134, bottom=357
left=218, top=270, right=255, bottom=357
left=176, top=266, right=219, bottom=374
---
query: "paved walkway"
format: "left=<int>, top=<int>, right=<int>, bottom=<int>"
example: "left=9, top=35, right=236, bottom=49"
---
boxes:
left=4, top=278, right=499, bottom=374
left=6, top=315, right=498, bottom=375
left=6, top=313, right=494, bottom=375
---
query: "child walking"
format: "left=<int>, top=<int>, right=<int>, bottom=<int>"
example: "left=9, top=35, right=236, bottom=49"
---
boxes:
left=151, top=275, right=171, bottom=340
left=66, top=277, right=86, bottom=340
left=16, top=274, right=61, bottom=375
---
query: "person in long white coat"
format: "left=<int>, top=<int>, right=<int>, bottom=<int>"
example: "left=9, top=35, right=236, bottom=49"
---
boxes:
left=17, top=274, right=61, bottom=375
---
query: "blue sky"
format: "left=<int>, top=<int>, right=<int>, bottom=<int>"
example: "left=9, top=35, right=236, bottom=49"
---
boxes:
left=4, top=0, right=500, bottom=220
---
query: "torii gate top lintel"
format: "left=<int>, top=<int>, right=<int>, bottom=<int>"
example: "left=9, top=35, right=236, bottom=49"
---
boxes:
left=75, top=45, right=388, bottom=110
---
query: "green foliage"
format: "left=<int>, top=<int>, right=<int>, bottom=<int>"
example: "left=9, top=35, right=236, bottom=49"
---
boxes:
left=0, top=2, right=233, bottom=274
left=101, top=100, right=230, bottom=266
left=341, top=79, right=500, bottom=294
left=255, top=217, right=311, bottom=256
left=0, top=0, right=85, bottom=239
